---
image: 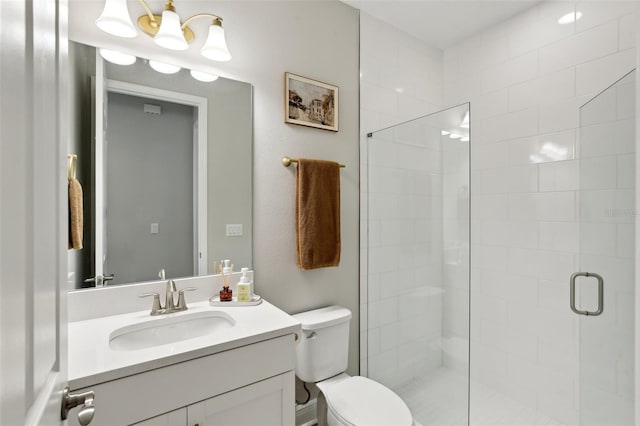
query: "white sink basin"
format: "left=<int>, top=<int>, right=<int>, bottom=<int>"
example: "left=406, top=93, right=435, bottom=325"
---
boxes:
left=109, top=310, right=236, bottom=351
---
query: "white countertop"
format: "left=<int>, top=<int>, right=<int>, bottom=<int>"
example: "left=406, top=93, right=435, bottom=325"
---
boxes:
left=68, top=299, right=301, bottom=390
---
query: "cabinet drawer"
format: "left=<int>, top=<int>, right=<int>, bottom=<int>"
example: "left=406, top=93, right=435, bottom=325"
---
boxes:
left=69, top=334, right=295, bottom=426
left=187, top=371, right=295, bottom=426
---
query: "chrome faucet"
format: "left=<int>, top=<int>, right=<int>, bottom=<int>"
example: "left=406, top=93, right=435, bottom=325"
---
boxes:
left=165, top=279, right=177, bottom=311
left=139, top=269, right=197, bottom=316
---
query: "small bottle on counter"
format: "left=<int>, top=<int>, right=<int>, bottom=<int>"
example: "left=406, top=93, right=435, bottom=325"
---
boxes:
left=219, top=285, right=232, bottom=302
left=236, top=268, right=252, bottom=302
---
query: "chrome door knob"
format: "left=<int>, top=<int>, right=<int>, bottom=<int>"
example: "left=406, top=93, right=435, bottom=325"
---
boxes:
left=77, top=404, right=95, bottom=426
left=61, top=386, right=95, bottom=425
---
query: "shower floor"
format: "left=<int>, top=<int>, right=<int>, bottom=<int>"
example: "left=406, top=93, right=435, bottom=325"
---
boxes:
left=394, top=367, right=565, bottom=426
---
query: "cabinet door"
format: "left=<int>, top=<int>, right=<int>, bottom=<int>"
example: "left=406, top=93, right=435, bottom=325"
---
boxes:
left=188, top=371, right=294, bottom=426
left=132, top=408, right=186, bottom=426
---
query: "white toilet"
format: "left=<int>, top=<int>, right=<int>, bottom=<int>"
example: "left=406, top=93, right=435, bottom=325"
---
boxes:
left=293, top=305, right=414, bottom=426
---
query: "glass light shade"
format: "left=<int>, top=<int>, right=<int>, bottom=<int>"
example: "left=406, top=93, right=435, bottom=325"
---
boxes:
left=154, top=10, right=188, bottom=51
left=96, top=0, right=137, bottom=38
left=201, top=23, right=231, bottom=61
left=99, top=48, right=136, bottom=66
left=149, top=60, right=181, bottom=74
left=190, top=70, right=219, bottom=82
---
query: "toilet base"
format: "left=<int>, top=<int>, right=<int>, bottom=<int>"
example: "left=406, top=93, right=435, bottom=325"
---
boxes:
left=314, top=373, right=415, bottom=426
left=316, top=391, right=328, bottom=426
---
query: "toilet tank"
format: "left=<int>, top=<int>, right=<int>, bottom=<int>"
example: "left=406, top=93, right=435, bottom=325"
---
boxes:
left=292, top=305, right=352, bottom=383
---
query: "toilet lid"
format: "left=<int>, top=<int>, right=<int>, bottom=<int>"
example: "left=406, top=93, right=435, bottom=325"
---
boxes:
left=324, top=377, right=413, bottom=426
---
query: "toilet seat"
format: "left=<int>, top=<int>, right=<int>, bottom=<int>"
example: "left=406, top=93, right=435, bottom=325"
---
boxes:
left=317, top=376, right=413, bottom=426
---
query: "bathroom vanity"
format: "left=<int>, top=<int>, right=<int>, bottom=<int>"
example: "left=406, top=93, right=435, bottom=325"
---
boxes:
left=67, top=299, right=300, bottom=426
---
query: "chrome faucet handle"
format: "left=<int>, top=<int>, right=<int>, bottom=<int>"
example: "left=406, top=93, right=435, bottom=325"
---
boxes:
left=165, top=279, right=177, bottom=309
left=139, top=292, right=162, bottom=315
left=176, top=287, right=197, bottom=310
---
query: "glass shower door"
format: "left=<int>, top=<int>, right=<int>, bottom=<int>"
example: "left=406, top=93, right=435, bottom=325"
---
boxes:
left=366, top=103, right=470, bottom=426
left=576, top=70, right=635, bottom=425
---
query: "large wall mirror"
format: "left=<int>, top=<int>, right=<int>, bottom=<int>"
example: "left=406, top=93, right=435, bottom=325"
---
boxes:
left=68, top=41, right=253, bottom=290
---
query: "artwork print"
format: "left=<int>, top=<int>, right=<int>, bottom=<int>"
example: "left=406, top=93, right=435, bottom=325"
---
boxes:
left=285, top=72, right=338, bottom=132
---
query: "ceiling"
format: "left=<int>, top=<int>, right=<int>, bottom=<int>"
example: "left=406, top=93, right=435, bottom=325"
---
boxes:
left=342, top=0, right=542, bottom=49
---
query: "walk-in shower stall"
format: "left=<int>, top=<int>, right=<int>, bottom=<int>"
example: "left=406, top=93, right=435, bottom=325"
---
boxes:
left=364, top=70, right=636, bottom=426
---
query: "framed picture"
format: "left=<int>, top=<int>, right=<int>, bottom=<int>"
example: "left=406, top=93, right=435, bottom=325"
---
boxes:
left=285, top=72, right=338, bottom=132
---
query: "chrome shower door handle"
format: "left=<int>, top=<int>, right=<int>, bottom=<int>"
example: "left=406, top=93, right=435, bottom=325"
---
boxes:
left=570, top=272, right=604, bottom=316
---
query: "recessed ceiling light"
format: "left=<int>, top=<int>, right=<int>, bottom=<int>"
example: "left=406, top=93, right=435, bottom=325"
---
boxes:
left=190, top=70, right=219, bottom=82
left=449, top=133, right=462, bottom=139
left=441, top=130, right=450, bottom=136
left=148, top=60, right=181, bottom=74
left=461, top=136, right=469, bottom=142
left=558, top=11, right=582, bottom=25
left=98, top=48, right=136, bottom=65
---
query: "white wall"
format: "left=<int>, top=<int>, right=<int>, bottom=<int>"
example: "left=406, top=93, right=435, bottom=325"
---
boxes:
left=359, top=13, right=444, bottom=134
left=444, top=1, right=638, bottom=423
left=197, top=0, right=362, bottom=375
left=69, top=0, right=361, bottom=373
left=358, top=12, right=444, bottom=382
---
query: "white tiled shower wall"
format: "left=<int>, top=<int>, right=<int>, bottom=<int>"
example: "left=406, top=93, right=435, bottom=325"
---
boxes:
left=443, top=1, right=638, bottom=423
left=359, top=12, right=444, bottom=383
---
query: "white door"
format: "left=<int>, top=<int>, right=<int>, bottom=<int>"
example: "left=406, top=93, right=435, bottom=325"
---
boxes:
left=0, top=0, right=70, bottom=424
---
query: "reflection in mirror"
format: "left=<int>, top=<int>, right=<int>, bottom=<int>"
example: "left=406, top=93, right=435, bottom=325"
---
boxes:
left=68, top=41, right=253, bottom=290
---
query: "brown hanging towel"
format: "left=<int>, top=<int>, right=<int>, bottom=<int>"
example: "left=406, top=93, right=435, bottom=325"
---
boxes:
left=295, top=158, right=341, bottom=270
left=68, top=177, right=84, bottom=250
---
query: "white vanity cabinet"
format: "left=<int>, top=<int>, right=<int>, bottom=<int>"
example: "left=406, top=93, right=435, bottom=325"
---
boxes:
left=68, top=334, right=296, bottom=426
left=132, top=408, right=186, bottom=425
left=187, top=372, right=294, bottom=426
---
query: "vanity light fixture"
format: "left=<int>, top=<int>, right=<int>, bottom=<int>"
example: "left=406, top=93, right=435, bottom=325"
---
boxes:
left=190, top=70, right=219, bottom=82
left=96, top=0, right=137, bottom=38
left=149, top=60, right=181, bottom=74
left=558, top=11, right=582, bottom=25
left=96, top=0, right=232, bottom=61
left=98, top=48, right=137, bottom=66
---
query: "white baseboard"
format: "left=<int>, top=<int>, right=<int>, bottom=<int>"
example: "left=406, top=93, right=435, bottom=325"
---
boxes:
left=296, top=398, right=317, bottom=426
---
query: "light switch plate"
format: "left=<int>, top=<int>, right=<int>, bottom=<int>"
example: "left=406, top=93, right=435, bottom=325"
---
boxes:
left=151, top=223, right=159, bottom=234
left=226, top=224, right=243, bottom=237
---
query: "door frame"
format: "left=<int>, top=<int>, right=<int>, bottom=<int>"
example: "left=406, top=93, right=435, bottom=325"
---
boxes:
left=98, top=78, right=209, bottom=278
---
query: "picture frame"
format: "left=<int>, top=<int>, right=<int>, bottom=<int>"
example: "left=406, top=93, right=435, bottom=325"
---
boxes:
left=285, top=72, right=339, bottom=132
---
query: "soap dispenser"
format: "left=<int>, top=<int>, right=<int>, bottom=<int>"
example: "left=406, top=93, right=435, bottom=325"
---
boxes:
left=222, top=259, right=232, bottom=274
left=236, top=268, right=253, bottom=302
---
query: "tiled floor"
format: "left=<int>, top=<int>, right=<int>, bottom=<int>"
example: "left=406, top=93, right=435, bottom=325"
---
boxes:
left=394, top=367, right=565, bottom=426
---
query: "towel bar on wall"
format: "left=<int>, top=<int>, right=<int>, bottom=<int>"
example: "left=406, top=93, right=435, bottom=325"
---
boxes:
left=67, top=154, right=77, bottom=181
left=281, top=156, right=346, bottom=168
